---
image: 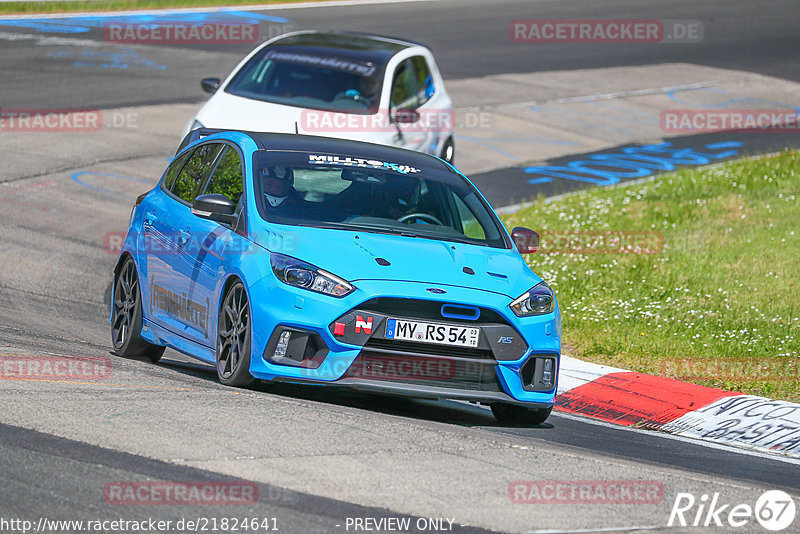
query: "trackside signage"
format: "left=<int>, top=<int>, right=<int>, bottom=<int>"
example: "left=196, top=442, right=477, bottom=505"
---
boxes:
left=662, top=395, right=800, bottom=455
left=104, top=481, right=258, bottom=505
left=0, top=354, right=111, bottom=380
left=509, top=480, right=663, bottom=504
left=104, top=23, right=258, bottom=44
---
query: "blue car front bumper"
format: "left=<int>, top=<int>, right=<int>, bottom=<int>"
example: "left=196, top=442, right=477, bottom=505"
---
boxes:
left=246, top=278, right=560, bottom=407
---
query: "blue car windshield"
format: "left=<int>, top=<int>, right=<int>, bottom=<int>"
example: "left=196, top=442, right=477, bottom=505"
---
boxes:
left=226, top=49, right=383, bottom=115
left=253, top=151, right=508, bottom=249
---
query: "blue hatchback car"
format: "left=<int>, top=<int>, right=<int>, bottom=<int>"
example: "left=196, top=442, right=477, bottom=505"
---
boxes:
left=111, top=130, right=560, bottom=424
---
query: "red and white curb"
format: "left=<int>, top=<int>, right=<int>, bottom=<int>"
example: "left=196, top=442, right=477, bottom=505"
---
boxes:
left=556, top=356, right=800, bottom=459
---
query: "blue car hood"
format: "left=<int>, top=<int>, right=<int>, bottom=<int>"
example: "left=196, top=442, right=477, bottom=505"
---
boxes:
left=252, top=224, right=542, bottom=299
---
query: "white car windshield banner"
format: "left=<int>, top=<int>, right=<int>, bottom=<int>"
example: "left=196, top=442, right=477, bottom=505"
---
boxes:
left=308, top=155, right=421, bottom=175
left=264, top=51, right=376, bottom=76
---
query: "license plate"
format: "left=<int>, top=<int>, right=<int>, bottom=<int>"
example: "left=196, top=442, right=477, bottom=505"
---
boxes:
left=384, top=318, right=479, bottom=348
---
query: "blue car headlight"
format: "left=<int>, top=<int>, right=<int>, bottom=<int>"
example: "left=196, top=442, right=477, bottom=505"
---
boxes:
left=270, top=252, right=355, bottom=297
left=509, top=282, right=555, bottom=317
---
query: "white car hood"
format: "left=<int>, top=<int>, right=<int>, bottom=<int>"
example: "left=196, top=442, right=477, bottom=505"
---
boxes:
left=195, top=91, right=389, bottom=142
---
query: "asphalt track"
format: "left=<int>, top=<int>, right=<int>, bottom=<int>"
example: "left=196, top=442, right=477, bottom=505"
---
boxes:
left=1, top=0, right=800, bottom=532
left=2, top=0, right=800, bottom=108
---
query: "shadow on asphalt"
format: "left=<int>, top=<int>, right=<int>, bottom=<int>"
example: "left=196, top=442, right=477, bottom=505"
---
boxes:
left=154, top=354, right=554, bottom=430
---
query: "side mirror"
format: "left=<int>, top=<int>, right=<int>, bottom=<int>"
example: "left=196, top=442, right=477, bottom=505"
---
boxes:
left=511, top=227, right=539, bottom=254
left=201, top=77, right=221, bottom=94
left=392, top=108, right=420, bottom=124
left=192, top=194, right=237, bottom=225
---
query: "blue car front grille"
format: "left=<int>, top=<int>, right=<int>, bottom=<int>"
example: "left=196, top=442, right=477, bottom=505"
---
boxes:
left=357, top=297, right=511, bottom=326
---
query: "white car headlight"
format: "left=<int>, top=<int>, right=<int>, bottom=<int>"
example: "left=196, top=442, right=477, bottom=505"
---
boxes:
left=510, top=282, right=555, bottom=317
left=270, top=252, right=354, bottom=298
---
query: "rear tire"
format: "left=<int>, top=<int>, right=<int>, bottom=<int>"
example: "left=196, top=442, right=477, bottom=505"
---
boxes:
left=491, top=403, right=552, bottom=426
left=216, top=281, right=255, bottom=387
left=111, top=257, right=165, bottom=363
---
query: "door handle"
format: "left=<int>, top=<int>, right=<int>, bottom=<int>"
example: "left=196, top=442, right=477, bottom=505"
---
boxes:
left=143, top=211, right=156, bottom=229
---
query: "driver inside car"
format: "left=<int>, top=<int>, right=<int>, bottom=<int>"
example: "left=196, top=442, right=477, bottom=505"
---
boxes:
left=259, top=166, right=304, bottom=215
left=368, top=175, right=427, bottom=221
left=353, top=75, right=380, bottom=107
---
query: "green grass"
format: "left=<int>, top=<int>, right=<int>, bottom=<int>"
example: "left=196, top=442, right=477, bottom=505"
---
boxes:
left=502, top=150, right=800, bottom=402
left=0, top=0, right=325, bottom=15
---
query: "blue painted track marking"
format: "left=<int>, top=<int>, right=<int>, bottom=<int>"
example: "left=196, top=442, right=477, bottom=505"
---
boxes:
left=0, top=10, right=289, bottom=34
left=524, top=141, right=744, bottom=186
left=71, top=171, right=151, bottom=197
left=48, top=48, right=167, bottom=70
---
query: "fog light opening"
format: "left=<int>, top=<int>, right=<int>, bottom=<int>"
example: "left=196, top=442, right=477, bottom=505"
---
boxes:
left=274, top=331, right=292, bottom=359
left=543, top=358, right=553, bottom=386
left=264, top=327, right=330, bottom=369
left=520, top=355, right=557, bottom=392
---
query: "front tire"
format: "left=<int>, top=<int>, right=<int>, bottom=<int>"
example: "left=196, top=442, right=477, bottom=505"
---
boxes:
left=491, top=404, right=552, bottom=426
left=111, top=257, right=165, bottom=363
left=440, top=137, right=455, bottom=164
left=216, top=281, right=254, bottom=387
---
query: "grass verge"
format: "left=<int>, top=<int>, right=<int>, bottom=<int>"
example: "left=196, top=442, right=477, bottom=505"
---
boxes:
left=501, top=150, right=799, bottom=402
left=0, top=0, right=324, bottom=15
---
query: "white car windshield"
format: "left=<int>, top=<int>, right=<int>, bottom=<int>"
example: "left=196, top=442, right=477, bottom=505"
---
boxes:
left=226, top=49, right=384, bottom=115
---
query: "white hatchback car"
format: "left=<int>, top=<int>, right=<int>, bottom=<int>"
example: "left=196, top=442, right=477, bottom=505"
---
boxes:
left=185, top=31, right=455, bottom=163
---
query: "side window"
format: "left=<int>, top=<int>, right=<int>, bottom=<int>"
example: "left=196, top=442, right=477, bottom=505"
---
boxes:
left=203, top=146, right=244, bottom=207
left=171, top=143, right=223, bottom=203
left=390, top=59, right=420, bottom=110
left=411, top=56, right=434, bottom=105
left=452, top=192, right=486, bottom=240
left=162, top=151, right=191, bottom=191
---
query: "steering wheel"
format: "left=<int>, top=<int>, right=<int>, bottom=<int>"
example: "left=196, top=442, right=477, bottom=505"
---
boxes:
left=333, top=90, right=371, bottom=108
left=397, top=213, right=444, bottom=225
